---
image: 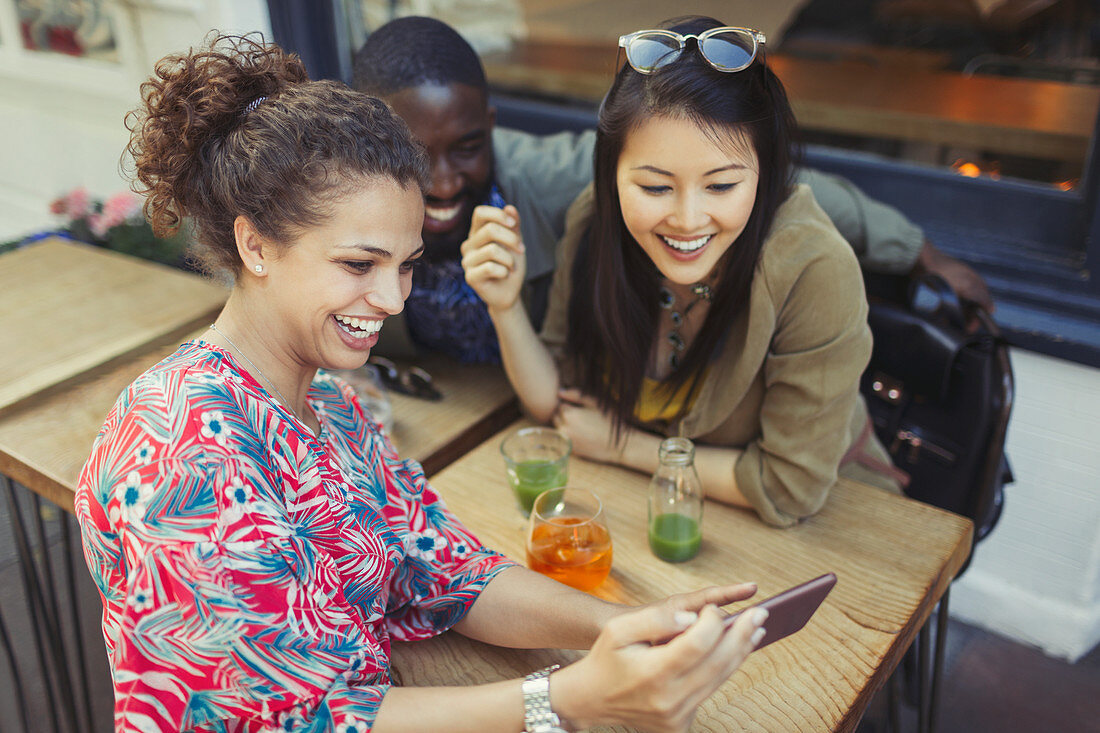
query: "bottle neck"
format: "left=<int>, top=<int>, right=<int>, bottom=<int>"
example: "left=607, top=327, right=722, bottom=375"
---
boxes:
left=658, top=437, right=695, bottom=467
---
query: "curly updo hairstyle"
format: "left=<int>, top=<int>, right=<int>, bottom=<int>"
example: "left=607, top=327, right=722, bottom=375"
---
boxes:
left=126, top=34, right=429, bottom=275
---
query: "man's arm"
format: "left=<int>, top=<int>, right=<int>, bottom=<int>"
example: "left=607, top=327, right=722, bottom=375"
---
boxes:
left=797, top=167, right=994, bottom=314
left=493, top=127, right=596, bottom=281
left=912, top=238, right=995, bottom=316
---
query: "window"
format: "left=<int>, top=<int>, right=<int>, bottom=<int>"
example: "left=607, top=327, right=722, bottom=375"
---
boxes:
left=328, top=0, right=1100, bottom=365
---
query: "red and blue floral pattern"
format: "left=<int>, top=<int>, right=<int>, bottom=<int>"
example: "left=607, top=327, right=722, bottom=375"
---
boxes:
left=75, top=342, right=514, bottom=732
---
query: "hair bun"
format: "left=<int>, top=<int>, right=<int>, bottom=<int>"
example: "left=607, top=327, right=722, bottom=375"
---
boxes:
left=125, top=33, right=307, bottom=238
left=123, top=33, right=426, bottom=277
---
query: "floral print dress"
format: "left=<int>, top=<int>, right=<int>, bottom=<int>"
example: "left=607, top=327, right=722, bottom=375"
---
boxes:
left=75, top=342, right=515, bottom=732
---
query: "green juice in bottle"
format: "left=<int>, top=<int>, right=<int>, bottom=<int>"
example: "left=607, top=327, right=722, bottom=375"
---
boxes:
left=648, top=512, right=702, bottom=563
left=647, top=437, right=704, bottom=562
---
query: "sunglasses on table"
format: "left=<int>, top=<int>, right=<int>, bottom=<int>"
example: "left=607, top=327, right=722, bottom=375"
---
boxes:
left=368, top=356, right=443, bottom=402
left=618, top=26, right=766, bottom=75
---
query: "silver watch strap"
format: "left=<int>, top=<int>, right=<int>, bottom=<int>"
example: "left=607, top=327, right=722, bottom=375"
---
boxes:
left=522, top=664, right=563, bottom=733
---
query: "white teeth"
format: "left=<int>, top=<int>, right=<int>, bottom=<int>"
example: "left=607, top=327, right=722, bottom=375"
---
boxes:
left=661, top=234, right=712, bottom=252
left=335, top=315, right=382, bottom=338
left=425, top=203, right=462, bottom=222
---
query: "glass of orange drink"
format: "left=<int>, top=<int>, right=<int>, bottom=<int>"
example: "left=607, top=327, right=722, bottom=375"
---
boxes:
left=525, top=488, right=613, bottom=591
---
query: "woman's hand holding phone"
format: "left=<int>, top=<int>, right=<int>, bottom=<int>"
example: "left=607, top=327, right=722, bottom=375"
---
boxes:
left=721, top=573, right=836, bottom=650
left=460, top=204, right=526, bottom=314
left=551, top=584, right=767, bottom=733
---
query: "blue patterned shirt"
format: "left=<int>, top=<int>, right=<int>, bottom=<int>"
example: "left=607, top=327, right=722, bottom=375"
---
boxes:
left=403, top=186, right=508, bottom=364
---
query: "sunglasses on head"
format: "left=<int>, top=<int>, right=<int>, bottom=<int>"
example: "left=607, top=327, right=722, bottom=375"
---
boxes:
left=618, top=26, right=766, bottom=75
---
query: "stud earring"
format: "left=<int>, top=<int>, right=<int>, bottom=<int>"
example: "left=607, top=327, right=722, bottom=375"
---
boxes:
left=253, top=264, right=264, bottom=273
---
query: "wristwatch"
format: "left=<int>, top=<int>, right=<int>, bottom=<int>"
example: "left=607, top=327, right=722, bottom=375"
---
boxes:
left=522, top=664, right=568, bottom=733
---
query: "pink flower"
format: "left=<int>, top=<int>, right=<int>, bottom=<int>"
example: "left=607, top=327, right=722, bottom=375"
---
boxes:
left=88, top=213, right=109, bottom=238
left=102, top=191, right=142, bottom=222
left=88, top=211, right=103, bottom=236
left=56, top=187, right=91, bottom=219
left=88, top=192, right=142, bottom=238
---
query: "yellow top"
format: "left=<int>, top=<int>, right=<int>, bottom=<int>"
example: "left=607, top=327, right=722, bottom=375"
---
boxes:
left=634, top=371, right=707, bottom=424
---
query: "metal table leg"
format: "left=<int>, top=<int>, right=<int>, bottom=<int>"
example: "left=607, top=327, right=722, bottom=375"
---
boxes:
left=62, top=511, right=96, bottom=733
left=929, top=589, right=950, bottom=733
left=887, top=665, right=902, bottom=733
left=0, top=605, right=31, bottom=732
left=2, top=474, right=84, bottom=733
left=917, top=618, right=931, bottom=733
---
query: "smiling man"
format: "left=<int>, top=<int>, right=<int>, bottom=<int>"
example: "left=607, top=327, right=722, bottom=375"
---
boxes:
left=352, top=16, right=992, bottom=363
left=353, top=18, right=591, bottom=363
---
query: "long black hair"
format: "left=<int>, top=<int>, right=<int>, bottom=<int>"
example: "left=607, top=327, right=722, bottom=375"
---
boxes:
left=564, top=15, right=799, bottom=431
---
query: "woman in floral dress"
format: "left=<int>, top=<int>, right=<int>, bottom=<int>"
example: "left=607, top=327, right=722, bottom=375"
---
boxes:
left=74, top=35, right=767, bottom=733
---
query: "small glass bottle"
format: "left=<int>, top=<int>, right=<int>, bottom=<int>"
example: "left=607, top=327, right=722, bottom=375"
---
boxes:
left=647, top=437, right=704, bottom=562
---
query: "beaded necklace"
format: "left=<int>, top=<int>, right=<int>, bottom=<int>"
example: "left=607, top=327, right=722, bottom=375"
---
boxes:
left=658, top=282, right=713, bottom=369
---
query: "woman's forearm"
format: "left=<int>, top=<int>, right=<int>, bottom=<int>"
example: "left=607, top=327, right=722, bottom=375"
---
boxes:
left=694, top=444, right=749, bottom=507
left=617, top=427, right=662, bottom=475
left=618, top=429, right=750, bottom=507
left=490, top=304, right=561, bottom=421
left=375, top=568, right=622, bottom=732
left=453, top=565, right=626, bottom=649
left=395, top=570, right=767, bottom=733
left=374, top=679, right=529, bottom=733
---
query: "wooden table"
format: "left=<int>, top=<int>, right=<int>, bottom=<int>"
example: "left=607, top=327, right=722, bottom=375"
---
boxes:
left=0, top=339, right=517, bottom=513
left=0, top=238, right=226, bottom=418
left=379, top=353, right=519, bottom=476
left=327, top=352, right=522, bottom=475
left=0, top=241, right=227, bottom=732
left=482, top=38, right=1100, bottom=163
left=392, top=422, right=974, bottom=732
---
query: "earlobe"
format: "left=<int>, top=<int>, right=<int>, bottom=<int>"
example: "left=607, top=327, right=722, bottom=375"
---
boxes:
left=234, top=215, right=267, bottom=275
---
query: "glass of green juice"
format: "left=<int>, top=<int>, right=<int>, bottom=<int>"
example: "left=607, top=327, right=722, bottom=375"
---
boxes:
left=500, top=427, right=571, bottom=516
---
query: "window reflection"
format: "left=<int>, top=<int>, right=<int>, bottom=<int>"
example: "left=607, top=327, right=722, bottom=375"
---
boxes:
left=16, top=0, right=118, bottom=62
left=359, top=0, right=525, bottom=55
left=779, top=0, right=1100, bottom=190
left=357, top=0, right=1099, bottom=190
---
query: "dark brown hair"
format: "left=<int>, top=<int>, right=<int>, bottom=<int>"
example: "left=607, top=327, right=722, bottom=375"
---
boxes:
left=126, top=34, right=429, bottom=274
left=565, top=15, right=799, bottom=432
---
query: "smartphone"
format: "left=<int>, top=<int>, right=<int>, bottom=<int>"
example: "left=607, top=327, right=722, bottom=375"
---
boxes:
left=724, top=572, right=837, bottom=650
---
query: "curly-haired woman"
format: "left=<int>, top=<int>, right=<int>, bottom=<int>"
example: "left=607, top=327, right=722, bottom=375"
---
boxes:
left=75, top=34, right=767, bottom=733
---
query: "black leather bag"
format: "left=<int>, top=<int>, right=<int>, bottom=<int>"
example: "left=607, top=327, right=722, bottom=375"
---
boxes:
left=860, top=275, right=1014, bottom=547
